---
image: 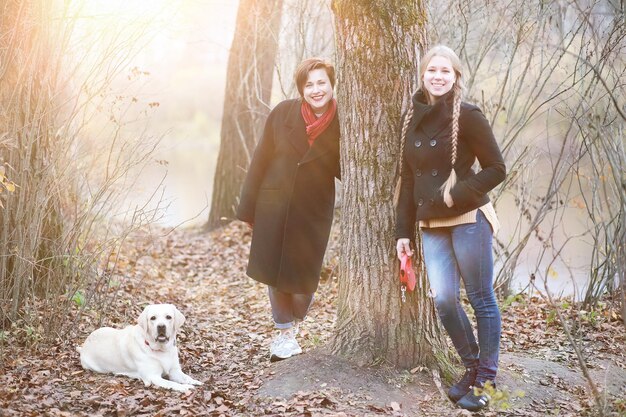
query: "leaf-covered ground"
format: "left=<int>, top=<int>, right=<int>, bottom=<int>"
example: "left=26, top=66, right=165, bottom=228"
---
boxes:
left=0, top=222, right=624, bottom=416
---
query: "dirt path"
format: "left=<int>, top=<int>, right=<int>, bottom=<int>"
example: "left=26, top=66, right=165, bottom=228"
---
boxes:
left=1, top=223, right=624, bottom=416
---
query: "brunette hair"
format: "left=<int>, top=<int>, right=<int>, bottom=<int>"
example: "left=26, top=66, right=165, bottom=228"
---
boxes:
left=294, top=57, right=336, bottom=97
left=396, top=45, right=464, bottom=205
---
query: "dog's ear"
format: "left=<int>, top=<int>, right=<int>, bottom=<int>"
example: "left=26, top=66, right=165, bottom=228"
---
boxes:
left=137, top=306, right=150, bottom=336
left=173, top=306, right=185, bottom=333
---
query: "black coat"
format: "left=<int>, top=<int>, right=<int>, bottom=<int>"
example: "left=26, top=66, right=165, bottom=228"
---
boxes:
left=396, top=90, right=506, bottom=239
left=237, top=98, right=340, bottom=294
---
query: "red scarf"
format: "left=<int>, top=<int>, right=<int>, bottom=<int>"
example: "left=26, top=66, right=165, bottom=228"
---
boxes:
left=301, top=98, right=337, bottom=146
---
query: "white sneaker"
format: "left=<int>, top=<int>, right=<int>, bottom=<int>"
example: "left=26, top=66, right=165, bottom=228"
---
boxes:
left=269, top=328, right=302, bottom=362
left=269, top=331, right=290, bottom=362
left=284, top=330, right=302, bottom=356
left=270, top=334, right=284, bottom=353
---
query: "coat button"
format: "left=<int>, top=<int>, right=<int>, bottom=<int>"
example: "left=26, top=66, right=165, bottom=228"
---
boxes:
left=431, top=169, right=438, bottom=176
left=415, top=140, right=422, bottom=148
left=418, top=198, right=424, bottom=206
left=430, top=139, right=437, bottom=146
left=415, top=169, right=422, bottom=177
left=429, top=198, right=435, bottom=205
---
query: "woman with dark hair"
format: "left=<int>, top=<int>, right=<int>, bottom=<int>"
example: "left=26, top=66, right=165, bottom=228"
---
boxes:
left=395, top=45, right=506, bottom=411
left=237, top=58, right=340, bottom=362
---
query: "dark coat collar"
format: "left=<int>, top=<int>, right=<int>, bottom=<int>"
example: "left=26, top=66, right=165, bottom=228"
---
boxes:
left=409, top=90, right=454, bottom=138
left=283, top=98, right=340, bottom=163
left=284, top=99, right=309, bottom=156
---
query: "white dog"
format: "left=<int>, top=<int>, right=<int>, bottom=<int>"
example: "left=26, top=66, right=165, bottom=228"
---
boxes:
left=77, top=304, right=202, bottom=392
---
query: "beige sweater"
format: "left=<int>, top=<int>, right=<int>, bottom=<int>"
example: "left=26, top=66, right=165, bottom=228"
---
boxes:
left=419, top=202, right=500, bottom=235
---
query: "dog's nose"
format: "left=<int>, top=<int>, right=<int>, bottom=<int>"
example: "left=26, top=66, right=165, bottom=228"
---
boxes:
left=157, top=324, right=166, bottom=335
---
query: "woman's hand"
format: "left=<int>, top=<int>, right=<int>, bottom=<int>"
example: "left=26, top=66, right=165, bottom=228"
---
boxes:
left=396, top=238, right=413, bottom=261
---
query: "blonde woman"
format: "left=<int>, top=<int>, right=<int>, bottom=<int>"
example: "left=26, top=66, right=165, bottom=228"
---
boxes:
left=395, top=45, right=506, bottom=412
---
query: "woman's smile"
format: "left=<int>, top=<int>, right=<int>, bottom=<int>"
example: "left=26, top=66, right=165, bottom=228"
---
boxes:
left=303, top=68, right=333, bottom=114
left=423, top=55, right=456, bottom=99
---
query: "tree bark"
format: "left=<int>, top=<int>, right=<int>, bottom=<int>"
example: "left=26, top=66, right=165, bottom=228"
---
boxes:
left=330, top=0, right=451, bottom=370
left=206, top=0, right=283, bottom=231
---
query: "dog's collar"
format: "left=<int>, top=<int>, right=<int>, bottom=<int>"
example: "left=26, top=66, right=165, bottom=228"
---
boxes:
left=144, top=339, right=175, bottom=352
left=145, top=340, right=165, bottom=352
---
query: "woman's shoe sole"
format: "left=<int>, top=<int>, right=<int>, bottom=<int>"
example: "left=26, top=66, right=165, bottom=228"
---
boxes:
left=269, top=349, right=302, bottom=363
left=270, top=352, right=292, bottom=362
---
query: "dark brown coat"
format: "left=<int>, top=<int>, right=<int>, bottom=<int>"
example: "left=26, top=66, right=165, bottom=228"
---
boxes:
left=237, top=99, right=340, bottom=294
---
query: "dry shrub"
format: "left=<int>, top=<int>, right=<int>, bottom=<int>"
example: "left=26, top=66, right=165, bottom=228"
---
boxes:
left=0, top=0, right=164, bottom=347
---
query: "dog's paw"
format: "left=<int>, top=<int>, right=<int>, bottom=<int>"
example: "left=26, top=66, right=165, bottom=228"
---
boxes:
left=177, top=384, right=195, bottom=392
left=178, top=374, right=202, bottom=385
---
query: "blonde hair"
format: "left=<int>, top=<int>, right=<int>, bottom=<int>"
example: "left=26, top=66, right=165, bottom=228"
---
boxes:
left=393, top=101, right=415, bottom=205
left=418, top=45, right=464, bottom=203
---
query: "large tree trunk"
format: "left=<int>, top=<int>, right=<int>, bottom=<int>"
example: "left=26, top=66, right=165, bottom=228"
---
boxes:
left=206, top=0, right=283, bottom=231
left=330, top=0, right=451, bottom=369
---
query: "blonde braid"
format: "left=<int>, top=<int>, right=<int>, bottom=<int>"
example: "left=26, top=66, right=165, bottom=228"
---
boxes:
left=441, top=85, right=462, bottom=207
left=393, top=99, right=415, bottom=206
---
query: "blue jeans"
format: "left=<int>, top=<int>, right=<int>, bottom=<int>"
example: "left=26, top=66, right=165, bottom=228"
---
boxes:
left=421, top=211, right=501, bottom=384
left=268, top=286, right=314, bottom=329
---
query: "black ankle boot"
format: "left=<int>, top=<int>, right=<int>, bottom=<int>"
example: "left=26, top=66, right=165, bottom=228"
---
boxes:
left=447, top=367, right=477, bottom=402
left=456, top=381, right=495, bottom=411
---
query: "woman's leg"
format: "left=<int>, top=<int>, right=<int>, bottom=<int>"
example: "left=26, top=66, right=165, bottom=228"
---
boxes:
left=422, top=228, right=480, bottom=369
left=267, top=286, right=313, bottom=361
left=451, top=211, right=501, bottom=384
left=267, top=286, right=314, bottom=328
left=292, top=292, right=314, bottom=321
